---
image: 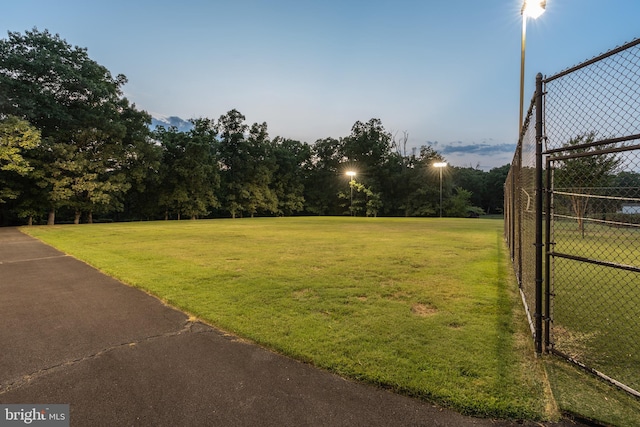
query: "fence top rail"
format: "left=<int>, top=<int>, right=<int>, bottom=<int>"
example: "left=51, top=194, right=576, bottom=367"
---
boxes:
left=543, top=38, right=640, bottom=83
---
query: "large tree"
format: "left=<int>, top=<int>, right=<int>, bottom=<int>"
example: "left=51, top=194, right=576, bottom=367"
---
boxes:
left=216, top=109, right=250, bottom=218
left=117, top=102, right=162, bottom=221
left=155, top=119, right=219, bottom=220
left=340, top=118, right=393, bottom=193
left=0, top=28, right=149, bottom=224
left=244, top=122, right=277, bottom=217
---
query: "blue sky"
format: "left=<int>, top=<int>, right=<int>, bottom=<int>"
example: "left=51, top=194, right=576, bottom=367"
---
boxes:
left=2, top=1, right=639, bottom=169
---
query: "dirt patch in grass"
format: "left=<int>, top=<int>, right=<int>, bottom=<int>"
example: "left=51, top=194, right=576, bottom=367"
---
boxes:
left=411, top=303, right=438, bottom=317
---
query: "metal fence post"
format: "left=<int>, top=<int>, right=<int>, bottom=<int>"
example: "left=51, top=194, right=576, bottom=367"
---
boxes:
left=534, top=72, right=544, bottom=354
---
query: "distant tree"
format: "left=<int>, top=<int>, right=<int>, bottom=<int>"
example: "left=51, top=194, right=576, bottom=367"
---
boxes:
left=155, top=119, right=219, bottom=220
left=244, top=122, right=277, bottom=217
left=216, top=109, right=249, bottom=218
left=155, top=127, right=181, bottom=219
left=304, top=137, right=344, bottom=215
left=610, top=170, right=640, bottom=212
left=402, top=145, right=446, bottom=217
left=270, top=137, right=310, bottom=216
left=183, top=118, right=220, bottom=218
left=451, top=166, right=485, bottom=211
left=215, top=112, right=279, bottom=218
left=445, top=187, right=482, bottom=217
left=554, top=132, right=621, bottom=233
left=484, top=164, right=510, bottom=214
left=340, top=118, right=393, bottom=192
left=611, top=171, right=640, bottom=189
left=118, top=104, right=163, bottom=221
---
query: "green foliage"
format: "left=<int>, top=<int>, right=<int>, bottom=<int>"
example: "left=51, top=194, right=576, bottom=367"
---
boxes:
left=303, top=137, right=343, bottom=215
left=339, top=180, right=383, bottom=217
left=0, top=28, right=515, bottom=225
left=0, top=116, right=40, bottom=202
left=270, top=137, right=309, bottom=216
left=0, top=28, right=152, bottom=224
left=154, top=121, right=220, bottom=220
left=484, top=164, right=510, bottom=214
left=444, top=187, right=485, bottom=217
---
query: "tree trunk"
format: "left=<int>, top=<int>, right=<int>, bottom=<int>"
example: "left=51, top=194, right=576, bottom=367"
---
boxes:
left=74, top=210, right=81, bottom=224
left=47, top=209, right=55, bottom=225
left=27, top=216, right=33, bottom=226
left=88, top=211, right=93, bottom=224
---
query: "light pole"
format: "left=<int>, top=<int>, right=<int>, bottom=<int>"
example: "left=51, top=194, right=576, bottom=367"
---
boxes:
left=346, top=171, right=356, bottom=216
left=433, top=162, right=447, bottom=218
left=519, top=0, right=546, bottom=136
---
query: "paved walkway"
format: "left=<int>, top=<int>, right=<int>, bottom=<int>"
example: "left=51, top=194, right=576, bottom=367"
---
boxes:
left=0, top=227, right=582, bottom=426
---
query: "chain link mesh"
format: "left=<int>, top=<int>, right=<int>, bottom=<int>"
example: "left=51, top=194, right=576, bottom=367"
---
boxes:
left=505, top=97, right=538, bottom=338
left=546, top=40, right=640, bottom=395
left=506, top=39, right=640, bottom=396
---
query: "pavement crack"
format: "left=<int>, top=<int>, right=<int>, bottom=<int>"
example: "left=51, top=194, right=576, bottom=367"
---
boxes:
left=0, top=319, right=206, bottom=395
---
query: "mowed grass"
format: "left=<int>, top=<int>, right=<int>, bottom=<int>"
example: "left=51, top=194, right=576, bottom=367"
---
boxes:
left=552, top=221, right=640, bottom=388
left=547, top=222, right=640, bottom=425
left=23, top=217, right=551, bottom=420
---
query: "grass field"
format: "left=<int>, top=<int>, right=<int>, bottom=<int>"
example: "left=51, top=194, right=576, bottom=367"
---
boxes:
left=548, top=222, right=640, bottom=424
left=20, top=217, right=558, bottom=420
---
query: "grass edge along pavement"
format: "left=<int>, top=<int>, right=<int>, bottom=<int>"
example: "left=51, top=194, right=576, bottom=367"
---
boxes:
left=21, top=217, right=567, bottom=421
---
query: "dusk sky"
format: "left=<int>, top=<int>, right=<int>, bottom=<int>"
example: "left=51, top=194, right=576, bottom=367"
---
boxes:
left=2, top=1, right=639, bottom=169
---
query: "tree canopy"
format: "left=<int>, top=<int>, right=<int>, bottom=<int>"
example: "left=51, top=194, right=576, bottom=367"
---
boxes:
left=0, top=28, right=153, bottom=224
left=1, top=28, right=513, bottom=225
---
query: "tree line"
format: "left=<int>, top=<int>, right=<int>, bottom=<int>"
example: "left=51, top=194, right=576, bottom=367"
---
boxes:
left=0, top=29, right=509, bottom=225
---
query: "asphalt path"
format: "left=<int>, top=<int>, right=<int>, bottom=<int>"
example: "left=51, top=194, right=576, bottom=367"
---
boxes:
left=0, top=227, right=584, bottom=426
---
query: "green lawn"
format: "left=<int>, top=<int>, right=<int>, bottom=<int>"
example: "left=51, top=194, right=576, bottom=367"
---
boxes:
left=23, top=217, right=552, bottom=420
left=552, top=222, right=640, bottom=383
left=547, top=222, right=640, bottom=425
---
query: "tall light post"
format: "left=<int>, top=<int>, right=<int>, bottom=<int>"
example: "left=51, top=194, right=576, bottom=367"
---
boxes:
left=346, top=171, right=356, bottom=216
left=519, top=0, right=546, bottom=136
left=433, top=162, right=447, bottom=218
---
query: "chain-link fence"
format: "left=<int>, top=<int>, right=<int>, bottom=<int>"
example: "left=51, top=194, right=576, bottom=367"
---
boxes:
left=505, top=93, right=540, bottom=348
left=505, top=38, right=640, bottom=397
